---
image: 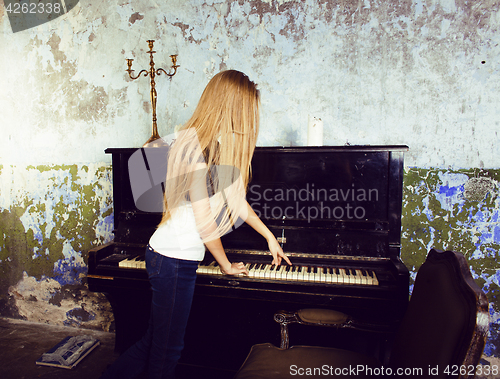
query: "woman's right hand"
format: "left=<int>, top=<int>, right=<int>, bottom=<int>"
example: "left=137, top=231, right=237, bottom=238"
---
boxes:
left=267, top=237, right=292, bottom=266
left=221, top=262, right=249, bottom=276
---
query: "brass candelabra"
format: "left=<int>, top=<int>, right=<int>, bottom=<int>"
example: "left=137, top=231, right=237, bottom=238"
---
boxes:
left=126, top=40, right=179, bottom=146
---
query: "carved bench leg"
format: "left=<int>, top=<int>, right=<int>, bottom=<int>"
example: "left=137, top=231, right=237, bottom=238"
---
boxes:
left=274, top=311, right=299, bottom=349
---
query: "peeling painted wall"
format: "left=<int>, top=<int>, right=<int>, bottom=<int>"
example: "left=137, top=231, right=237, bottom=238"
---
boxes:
left=402, top=168, right=500, bottom=357
left=0, top=0, right=499, bottom=359
left=0, top=164, right=114, bottom=330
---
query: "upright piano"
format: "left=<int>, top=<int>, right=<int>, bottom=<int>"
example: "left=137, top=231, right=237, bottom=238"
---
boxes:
left=87, top=145, right=409, bottom=371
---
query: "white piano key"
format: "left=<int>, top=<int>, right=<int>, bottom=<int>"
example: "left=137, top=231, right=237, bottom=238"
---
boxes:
left=259, top=264, right=268, bottom=278
left=134, top=258, right=142, bottom=268
left=312, top=267, right=323, bottom=283
left=352, top=269, right=363, bottom=285
left=321, top=267, right=330, bottom=283
left=118, top=258, right=128, bottom=268
left=253, top=263, right=263, bottom=279
left=274, top=265, right=284, bottom=280
left=247, top=263, right=259, bottom=278
left=357, top=269, right=367, bottom=285
left=197, top=263, right=207, bottom=274
left=295, top=266, right=304, bottom=281
left=338, top=268, right=347, bottom=284
left=343, top=268, right=352, bottom=284
left=346, top=268, right=358, bottom=284
left=361, top=270, right=368, bottom=284
left=306, top=266, right=314, bottom=282
left=262, top=264, right=273, bottom=279
left=206, top=261, right=219, bottom=275
left=268, top=265, right=278, bottom=280
left=323, top=267, right=331, bottom=283
left=277, top=265, right=287, bottom=280
left=308, top=267, right=319, bottom=282
left=289, top=266, right=299, bottom=281
left=297, top=266, right=308, bottom=281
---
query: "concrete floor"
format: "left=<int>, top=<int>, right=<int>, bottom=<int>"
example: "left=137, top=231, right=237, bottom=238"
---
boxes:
left=1, top=316, right=498, bottom=379
left=0, top=317, right=117, bottom=379
left=0, top=317, right=235, bottom=379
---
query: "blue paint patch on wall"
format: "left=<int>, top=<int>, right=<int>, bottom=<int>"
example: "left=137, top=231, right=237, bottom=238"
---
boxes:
left=53, top=258, right=87, bottom=286
left=493, top=226, right=500, bottom=243
left=439, top=184, right=460, bottom=197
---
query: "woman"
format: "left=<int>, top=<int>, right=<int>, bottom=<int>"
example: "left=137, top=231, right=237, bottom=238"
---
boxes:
left=101, top=70, right=291, bottom=379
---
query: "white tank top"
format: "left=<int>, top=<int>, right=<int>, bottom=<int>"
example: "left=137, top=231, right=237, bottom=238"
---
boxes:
left=148, top=202, right=206, bottom=261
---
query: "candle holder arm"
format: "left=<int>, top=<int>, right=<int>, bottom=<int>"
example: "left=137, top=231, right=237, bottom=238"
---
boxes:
left=126, top=69, right=149, bottom=80
left=156, top=66, right=179, bottom=77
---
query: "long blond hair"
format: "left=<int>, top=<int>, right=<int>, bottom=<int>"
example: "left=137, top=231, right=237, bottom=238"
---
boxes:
left=158, top=70, right=260, bottom=240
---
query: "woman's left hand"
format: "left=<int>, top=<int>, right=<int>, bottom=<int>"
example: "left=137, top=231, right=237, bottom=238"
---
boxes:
left=267, top=238, right=292, bottom=266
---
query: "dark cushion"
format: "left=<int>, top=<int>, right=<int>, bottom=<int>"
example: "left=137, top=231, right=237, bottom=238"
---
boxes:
left=234, top=343, right=381, bottom=379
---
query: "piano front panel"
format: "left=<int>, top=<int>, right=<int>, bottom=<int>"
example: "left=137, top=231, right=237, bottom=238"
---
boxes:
left=247, top=149, right=391, bottom=223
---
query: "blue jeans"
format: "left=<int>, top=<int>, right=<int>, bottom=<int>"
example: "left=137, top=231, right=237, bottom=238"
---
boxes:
left=100, top=245, right=199, bottom=379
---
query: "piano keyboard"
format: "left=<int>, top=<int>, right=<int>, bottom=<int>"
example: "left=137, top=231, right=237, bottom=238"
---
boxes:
left=118, top=257, right=379, bottom=286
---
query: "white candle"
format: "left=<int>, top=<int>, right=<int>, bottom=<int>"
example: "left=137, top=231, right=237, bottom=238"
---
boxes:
left=307, top=115, right=323, bottom=146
